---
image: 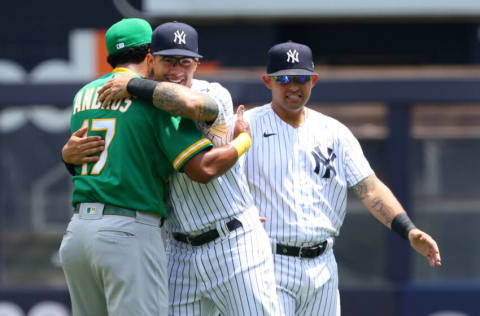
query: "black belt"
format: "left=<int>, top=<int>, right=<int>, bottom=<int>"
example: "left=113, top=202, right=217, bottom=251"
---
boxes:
left=276, top=241, right=328, bottom=259
left=74, top=203, right=164, bottom=226
left=172, top=218, right=243, bottom=246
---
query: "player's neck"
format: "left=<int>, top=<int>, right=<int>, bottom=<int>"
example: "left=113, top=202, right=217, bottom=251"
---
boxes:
left=271, top=103, right=307, bottom=128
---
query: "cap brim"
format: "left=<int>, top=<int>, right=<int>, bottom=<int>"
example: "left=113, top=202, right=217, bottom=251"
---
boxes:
left=152, top=48, right=202, bottom=58
left=268, top=69, right=317, bottom=76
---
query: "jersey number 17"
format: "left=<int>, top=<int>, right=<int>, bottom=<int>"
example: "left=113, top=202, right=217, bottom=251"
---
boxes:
left=79, top=118, right=116, bottom=175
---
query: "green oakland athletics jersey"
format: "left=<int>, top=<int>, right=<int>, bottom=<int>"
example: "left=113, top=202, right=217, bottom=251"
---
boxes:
left=70, top=68, right=212, bottom=218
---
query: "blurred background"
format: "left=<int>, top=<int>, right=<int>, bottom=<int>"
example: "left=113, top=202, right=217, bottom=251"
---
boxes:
left=1, top=1, right=479, bottom=315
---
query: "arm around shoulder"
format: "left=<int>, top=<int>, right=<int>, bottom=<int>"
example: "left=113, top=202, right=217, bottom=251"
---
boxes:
left=128, top=78, right=219, bottom=122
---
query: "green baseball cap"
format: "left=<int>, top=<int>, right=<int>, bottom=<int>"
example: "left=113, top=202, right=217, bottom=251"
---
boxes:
left=105, top=18, right=152, bottom=56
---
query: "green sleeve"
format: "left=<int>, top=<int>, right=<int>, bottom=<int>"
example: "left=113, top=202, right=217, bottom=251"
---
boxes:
left=158, top=115, right=213, bottom=171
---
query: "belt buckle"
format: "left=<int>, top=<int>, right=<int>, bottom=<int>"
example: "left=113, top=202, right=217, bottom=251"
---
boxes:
left=185, top=235, right=192, bottom=245
left=298, top=246, right=305, bottom=258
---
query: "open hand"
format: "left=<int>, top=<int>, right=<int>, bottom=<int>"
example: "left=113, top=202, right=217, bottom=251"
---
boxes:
left=409, top=228, right=442, bottom=268
left=62, top=127, right=105, bottom=164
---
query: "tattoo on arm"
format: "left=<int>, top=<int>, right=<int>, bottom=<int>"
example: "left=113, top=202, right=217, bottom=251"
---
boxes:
left=152, top=84, right=219, bottom=121
left=370, top=197, right=392, bottom=226
left=351, top=177, right=372, bottom=200
left=351, top=176, right=393, bottom=226
left=153, top=85, right=186, bottom=116
left=196, top=95, right=219, bottom=122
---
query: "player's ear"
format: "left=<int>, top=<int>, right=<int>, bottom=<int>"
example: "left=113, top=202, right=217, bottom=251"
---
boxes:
left=311, top=75, right=319, bottom=87
left=146, top=52, right=154, bottom=66
left=145, top=53, right=155, bottom=79
left=262, top=75, right=272, bottom=90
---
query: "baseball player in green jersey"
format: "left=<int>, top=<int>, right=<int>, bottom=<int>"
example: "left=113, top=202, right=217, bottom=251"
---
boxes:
left=59, top=18, right=252, bottom=316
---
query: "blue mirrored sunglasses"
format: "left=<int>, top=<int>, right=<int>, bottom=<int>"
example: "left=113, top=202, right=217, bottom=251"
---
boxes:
left=272, top=75, right=312, bottom=84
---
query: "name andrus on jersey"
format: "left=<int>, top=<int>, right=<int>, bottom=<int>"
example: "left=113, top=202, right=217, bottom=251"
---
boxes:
left=73, top=86, right=132, bottom=115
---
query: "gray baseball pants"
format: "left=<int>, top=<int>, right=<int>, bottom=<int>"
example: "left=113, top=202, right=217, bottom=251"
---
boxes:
left=59, top=203, right=168, bottom=316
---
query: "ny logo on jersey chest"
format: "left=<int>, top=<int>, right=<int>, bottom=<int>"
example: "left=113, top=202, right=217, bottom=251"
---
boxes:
left=311, top=145, right=337, bottom=178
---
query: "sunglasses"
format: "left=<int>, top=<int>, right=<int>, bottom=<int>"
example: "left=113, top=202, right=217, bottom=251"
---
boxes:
left=272, top=75, right=312, bottom=85
left=160, top=56, right=197, bottom=67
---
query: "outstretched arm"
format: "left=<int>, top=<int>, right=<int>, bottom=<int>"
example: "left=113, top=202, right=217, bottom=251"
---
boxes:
left=97, top=74, right=218, bottom=122
left=351, top=174, right=442, bottom=268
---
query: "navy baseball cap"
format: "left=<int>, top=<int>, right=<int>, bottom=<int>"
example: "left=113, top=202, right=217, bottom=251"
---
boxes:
left=151, top=21, right=202, bottom=58
left=267, top=41, right=317, bottom=76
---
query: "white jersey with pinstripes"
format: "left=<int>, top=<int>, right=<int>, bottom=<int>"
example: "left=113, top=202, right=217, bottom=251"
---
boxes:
left=241, top=103, right=374, bottom=246
left=165, top=81, right=279, bottom=316
left=166, top=79, right=254, bottom=234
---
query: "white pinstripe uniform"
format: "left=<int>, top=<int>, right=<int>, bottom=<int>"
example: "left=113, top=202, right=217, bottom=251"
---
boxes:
left=165, top=79, right=279, bottom=316
left=241, top=104, right=374, bottom=316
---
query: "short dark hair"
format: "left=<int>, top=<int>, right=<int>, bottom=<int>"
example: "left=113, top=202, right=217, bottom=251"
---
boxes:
left=107, top=44, right=150, bottom=68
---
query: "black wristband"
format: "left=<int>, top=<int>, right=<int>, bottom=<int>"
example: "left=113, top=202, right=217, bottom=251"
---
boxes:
left=126, top=78, right=157, bottom=103
left=62, top=159, right=76, bottom=176
left=391, top=213, right=417, bottom=240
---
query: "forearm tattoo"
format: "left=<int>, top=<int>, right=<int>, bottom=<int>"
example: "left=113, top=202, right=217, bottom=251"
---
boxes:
left=152, top=85, right=218, bottom=121
left=351, top=177, right=393, bottom=226
left=370, top=197, right=392, bottom=226
left=196, top=95, right=219, bottom=122
left=153, top=85, right=186, bottom=116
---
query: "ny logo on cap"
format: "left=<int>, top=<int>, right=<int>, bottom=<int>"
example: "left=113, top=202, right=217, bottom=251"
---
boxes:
left=286, top=49, right=299, bottom=63
left=174, top=30, right=186, bottom=45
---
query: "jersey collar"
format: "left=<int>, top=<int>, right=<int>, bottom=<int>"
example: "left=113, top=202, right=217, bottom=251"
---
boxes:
left=112, top=67, right=138, bottom=75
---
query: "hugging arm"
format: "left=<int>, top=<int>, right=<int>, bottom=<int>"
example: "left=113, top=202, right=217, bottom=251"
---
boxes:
left=182, top=105, right=251, bottom=183
left=97, top=75, right=218, bottom=122
left=62, top=106, right=251, bottom=185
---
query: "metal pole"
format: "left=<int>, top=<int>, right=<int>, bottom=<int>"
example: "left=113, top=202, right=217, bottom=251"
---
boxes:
left=386, top=102, right=412, bottom=282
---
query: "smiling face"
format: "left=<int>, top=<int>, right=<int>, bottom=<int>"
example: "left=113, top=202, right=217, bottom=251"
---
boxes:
left=263, top=74, right=318, bottom=114
left=152, top=55, right=199, bottom=87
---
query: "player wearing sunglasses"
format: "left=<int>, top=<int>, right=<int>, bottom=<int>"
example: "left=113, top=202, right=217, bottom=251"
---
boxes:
left=266, top=73, right=317, bottom=123
left=239, top=41, right=441, bottom=316
left=272, top=75, right=312, bottom=85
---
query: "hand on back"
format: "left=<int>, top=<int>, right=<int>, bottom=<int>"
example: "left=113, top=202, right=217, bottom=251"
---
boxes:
left=62, top=127, right=105, bottom=164
left=97, top=73, right=135, bottom=108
